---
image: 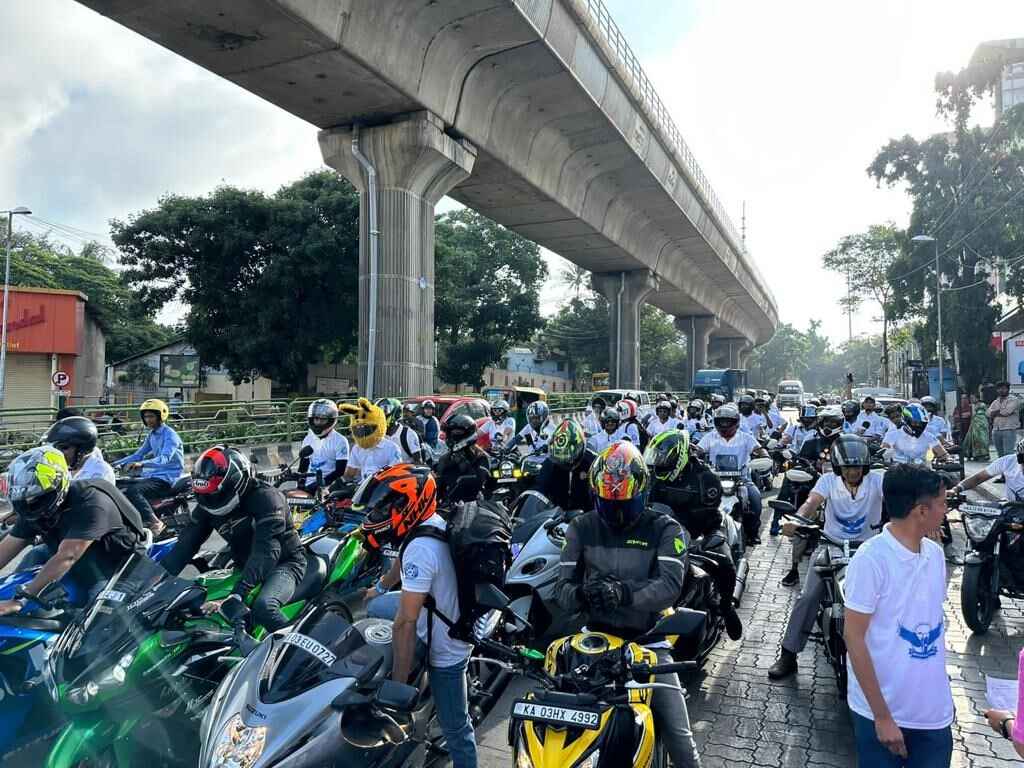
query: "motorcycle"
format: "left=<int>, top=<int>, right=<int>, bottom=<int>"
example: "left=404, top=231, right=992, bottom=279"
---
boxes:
left=0, top=534, right=177, bottom=759
left=42, top=531, right=376, bottom=768
left=950, top=493, right=1024, bottom=634
left=497, top=606, right=703, bottom=768
left=114, top=467, right=194, bottom=539
left=486, top=447, right=528, bottom=504
left=710, top=455, right=773, bottom=553
left=769, top=503, right=858, bottom=694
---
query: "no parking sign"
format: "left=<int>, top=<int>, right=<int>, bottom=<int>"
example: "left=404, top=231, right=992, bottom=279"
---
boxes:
left=52, top=371, right=70, bottom=388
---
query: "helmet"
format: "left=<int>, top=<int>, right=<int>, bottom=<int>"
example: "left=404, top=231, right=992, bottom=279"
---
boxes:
left=444, top=413, right=478, bottom=452
left=490, top=400, right=509, bottom=421
left=8, top=446, right=70, bottom=529
left=830, top=434, right=872, bottom=474
left=798, top=404, right=818, bottom=428
left=655, top=399, right=671, bottom=417
left=884, top=401, right=903, bottom=417
left=589, top=441, right=649, bottom=529
left=710, top=394, right=726, bottom=409
left=737, top=394, right=755, bottom=416
left=43, top=417, right=98, bottom=470
left=901, top=403, right=929, bottom=437
left=686, top=399, right=705, bottom=419
left=402, top=401, right=418, bottom=419
left=817, top=406, right=844, bottom=438
left=624, top=392, right=641, bottom=403
left=1016, top=436, right=1024, bottom=463
left=753, top=394, right=768, bottom=408
left=139, top=398, right=169, bottom=425
left=549, top=420, right=586, bottom=468
left=714, top=404, right=741, bottom=438
left=860, top=396, right=876, bottom=409
left=527, top=401, right=550, bottom=432
left=356, top=464, right=437, bottom=551
left=421, top=399, right=437, bottom=413
left=339, top=398, right=387, bottom=449
left=841, top=400, right=859, bottom=420
left=191, top=445, right=253, bottom=516
left=375, top=398, right=402, bottom=433
left=920, top=395, right=939, bottom=414
left=644, top=429, right=690, bottom=483
left=591, top=396, right=607, bottom=411
left=615, top=399, right=638, bottom=421
left=307, top=398, right=339, bottom=437
left=600, top=408, right=622, bottom=430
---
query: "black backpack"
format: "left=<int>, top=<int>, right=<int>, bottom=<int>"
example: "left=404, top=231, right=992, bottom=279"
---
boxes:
left=401, top=500, right=512, bottom=642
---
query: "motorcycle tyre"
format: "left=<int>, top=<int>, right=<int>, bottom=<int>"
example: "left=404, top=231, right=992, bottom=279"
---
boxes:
left=961, top=560, right=997, bottom=634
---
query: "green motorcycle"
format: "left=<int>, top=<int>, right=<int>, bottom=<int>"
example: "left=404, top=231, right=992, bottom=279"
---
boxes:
left=42, top=532, right=374, bottom=768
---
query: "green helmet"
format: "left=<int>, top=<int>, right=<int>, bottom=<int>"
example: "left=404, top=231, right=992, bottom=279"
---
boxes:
left=8, top=445, right=70, bottom=528
left=549, top=419, right=586, bottom=468
left=375, top=397, right=403, bottom=430
left=643, top=429, right=690, bottom=483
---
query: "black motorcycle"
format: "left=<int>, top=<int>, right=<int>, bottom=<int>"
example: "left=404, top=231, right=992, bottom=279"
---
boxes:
left=951, top=493, right=1024, bottom=634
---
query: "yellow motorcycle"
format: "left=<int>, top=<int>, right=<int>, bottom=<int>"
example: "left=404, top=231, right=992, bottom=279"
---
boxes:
left=482, top=609, right=703, bottom=768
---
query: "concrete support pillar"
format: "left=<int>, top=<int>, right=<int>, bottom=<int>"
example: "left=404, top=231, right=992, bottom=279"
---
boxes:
left=592, top=270, right=659, bottom=390
left=674, top=315, right=719, bottom=388
left=709, top=337, right=749, bottom=369
left=319, top=111, right=476, bottom=397
left=737, top=342, right=755, bottom=370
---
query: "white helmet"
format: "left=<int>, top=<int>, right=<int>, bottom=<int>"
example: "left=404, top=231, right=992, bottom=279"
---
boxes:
left=817, top=405, right=844, bottom=438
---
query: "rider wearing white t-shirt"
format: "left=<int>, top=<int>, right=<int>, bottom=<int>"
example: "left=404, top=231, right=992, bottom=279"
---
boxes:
left=843, top=464, right=954, bottom=764
left=955, top=437, right=1024, bottom=501
left=587, top=410, right=629, bottom=454
left=781, top=405, right=817, bottom=453
left=485, top=400, right=516, bottom=448
left=517, top=401, right=554, bottom=454
left=920, top=396, right=950, bottom=442
left=769, top=435, right=883, bottom=680
left=299, top=399, right=349, bottom=489
left=882, top=404, right=948, bottom=465
left=647, top=400, right=682, bottom=438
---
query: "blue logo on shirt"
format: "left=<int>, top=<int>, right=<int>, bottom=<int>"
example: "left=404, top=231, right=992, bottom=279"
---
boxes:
left=835, top=514, right=867, bottom=535
left=898, top=621, right=943, bottom=660
left=403, top=563, right=419, bottom=580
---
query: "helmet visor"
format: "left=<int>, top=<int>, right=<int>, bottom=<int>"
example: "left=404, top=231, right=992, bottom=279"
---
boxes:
left=596, top=496, right=644, bottom=529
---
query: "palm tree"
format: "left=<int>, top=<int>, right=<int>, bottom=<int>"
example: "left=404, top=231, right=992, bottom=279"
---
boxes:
left=560, top=264, right=590, bottom=298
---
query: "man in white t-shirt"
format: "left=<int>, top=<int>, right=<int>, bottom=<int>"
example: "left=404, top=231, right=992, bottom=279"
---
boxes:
left=920, top=396, right=950, bottom=442
left=583, top=397, right=606, bottom=436
left=843, top=463, right=953, bottom=766
left=587, top=409, right=627, bottom=454
left=856, top=397, right=889, bottom=440
left=647, top=400, right=682, bottom=438
left=358, top=465, right=477, bottom=768
left=882, top=404, right=949, bottom=466
left=340, top=398, right=403, bottom=482
left=768, top=435, right=883, bottom=681
left=781, top=406, right=817, bottom=452
left=484, top=400, right=516, bottom=449
left=298, top=399, right=350, bottom=490
left=954, top=436, right=1024, bottom=501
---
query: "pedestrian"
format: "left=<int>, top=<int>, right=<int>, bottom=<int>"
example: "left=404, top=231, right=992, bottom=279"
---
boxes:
left=844, top=463, right=953, bottom=768
left=983, top=648, right=1024, bottom=758
left=988, top=382, right=1020, bottom=461
left=952, top=394, right=972, bottom=443
left=964, top=395, right=992, bottom=461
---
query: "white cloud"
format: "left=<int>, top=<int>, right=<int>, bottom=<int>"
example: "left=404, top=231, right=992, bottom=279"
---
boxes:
left=645, top=0, right=1024, bottom=342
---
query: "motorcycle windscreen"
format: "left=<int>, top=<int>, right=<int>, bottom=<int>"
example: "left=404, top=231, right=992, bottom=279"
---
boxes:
left=55, top=553, right=185, bottom=684
left=714, top=455, right=740, bottom=472
left=512, top=491, right=558, bottom=526
left=261, top=610, right=390, bottom=705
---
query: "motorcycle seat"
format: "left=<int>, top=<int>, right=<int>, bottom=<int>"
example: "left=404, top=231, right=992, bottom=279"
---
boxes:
left=170, top=476, right=193, bottom=495
left=291, top=551, right=329, bottom=603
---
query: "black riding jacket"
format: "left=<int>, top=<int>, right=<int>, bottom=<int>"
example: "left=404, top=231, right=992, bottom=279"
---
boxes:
left=649, top=456, right=724, bottom=538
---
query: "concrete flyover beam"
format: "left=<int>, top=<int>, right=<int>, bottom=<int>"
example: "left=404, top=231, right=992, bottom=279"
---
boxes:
left=319, top=111, right=476, bottom=397
left=708, top=337, right=752, bottom=371
left=674, top=315, right=719, bottom=387
left=591, top=270, right=659, bottom=390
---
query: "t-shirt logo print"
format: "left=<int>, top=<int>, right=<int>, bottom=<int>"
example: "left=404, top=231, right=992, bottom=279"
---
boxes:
left=898, top=620, right=943, bottom=660
left=836, top=513, right=867, bottom=535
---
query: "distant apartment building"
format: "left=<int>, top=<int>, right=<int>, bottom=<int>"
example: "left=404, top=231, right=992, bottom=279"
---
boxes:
left=971, top=38, right=1024, bottom=118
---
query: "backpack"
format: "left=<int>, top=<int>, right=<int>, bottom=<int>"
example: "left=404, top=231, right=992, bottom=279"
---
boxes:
left=400, top=500, right=512, bottom=643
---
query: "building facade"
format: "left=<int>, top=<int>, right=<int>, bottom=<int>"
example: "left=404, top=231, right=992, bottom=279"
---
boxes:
left=481, top=347, right=575, bottom=392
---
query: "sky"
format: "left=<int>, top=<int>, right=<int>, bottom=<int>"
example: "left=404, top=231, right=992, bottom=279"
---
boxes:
left=1, top=0, right=1022, bottom=341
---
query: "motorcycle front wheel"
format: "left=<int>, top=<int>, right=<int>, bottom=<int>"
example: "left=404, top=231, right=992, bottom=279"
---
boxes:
left=961, top=560, right=997, bottom=634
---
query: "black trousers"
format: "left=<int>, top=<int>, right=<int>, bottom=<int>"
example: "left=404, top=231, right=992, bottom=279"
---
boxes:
left=119, top=477, right=172, bottom=525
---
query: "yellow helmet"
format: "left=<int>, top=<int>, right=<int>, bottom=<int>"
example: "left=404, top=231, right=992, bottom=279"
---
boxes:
left=339, top=397, right=386, bottom=449
left=139, top=398, right=170, bottom=425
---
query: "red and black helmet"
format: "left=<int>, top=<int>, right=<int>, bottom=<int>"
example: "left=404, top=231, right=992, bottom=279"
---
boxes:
left=191, top=445, right=253, bottom=517
left=356, top=463, right=437, bottom=551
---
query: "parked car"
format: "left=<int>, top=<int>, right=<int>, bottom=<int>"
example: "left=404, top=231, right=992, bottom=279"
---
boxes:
left=405, top=394, right=494, bottom=449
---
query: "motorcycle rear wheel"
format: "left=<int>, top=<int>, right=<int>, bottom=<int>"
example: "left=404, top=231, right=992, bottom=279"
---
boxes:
left=961, top=561, right=997, bottom=634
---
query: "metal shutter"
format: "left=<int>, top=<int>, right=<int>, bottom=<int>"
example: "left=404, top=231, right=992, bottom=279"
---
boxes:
left=4, top=354, right=52, bottom=410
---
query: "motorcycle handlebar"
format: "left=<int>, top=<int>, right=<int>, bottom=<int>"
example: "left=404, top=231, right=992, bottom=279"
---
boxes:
left=646, top=661, right=698, bottom=675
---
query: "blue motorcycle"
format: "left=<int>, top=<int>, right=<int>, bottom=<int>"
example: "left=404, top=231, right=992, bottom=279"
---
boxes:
left=0, top=536, right=176, bottom=758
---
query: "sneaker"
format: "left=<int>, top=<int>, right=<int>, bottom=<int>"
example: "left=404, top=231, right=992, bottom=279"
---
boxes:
left=768, top=650, right=798, bottom=680
left=781, top=567, right=800, bottom=587
left=146, top=518, right=166, bottom=538
left=722, top=605, right=743, bottom=641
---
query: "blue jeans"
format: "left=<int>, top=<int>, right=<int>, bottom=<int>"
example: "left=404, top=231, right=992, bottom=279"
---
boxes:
left=852, top=712, right=952, bottom=767
left=742, top=481, right=763, bottom=540
left=367, top=591, right=478, bottom=768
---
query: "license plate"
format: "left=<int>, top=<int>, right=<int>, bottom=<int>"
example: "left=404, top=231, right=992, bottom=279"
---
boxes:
left=498, top=478, right=517, bottom=484
left=511, top=700, right=601, bottom=729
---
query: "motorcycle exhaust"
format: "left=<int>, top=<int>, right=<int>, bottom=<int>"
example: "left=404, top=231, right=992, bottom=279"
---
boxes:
left=469, top=668, right=512, bottom=724
left=733, top=558, right=749, bottom=606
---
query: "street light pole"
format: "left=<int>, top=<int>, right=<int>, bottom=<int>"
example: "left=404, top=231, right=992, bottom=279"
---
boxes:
left=0, top=207, right=31, bottom=408
left=912, top=234, right=944, bottom=413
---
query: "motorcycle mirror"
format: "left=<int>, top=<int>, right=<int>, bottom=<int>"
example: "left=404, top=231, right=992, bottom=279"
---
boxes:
left=646, top=607, right=706, bottom=639
left=218, top=594, right=250, bottom=624
left=768, top=499, right=797, bottom=515
left=475, top=583, right=511, bottom=611
left=375, top=679, right=419, bottom=712
left=748, top=457, right=773, bottom=473
left=299, top=445, right=314, bottom=459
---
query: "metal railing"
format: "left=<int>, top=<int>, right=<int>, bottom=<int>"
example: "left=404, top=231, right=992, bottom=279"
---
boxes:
left=576, top=0, right=774, bottom=301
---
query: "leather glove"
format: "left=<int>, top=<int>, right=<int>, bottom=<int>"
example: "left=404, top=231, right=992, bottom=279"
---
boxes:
left=584, top=577, right=631, bottom=611
left=581, top=580, right=606, bottom=611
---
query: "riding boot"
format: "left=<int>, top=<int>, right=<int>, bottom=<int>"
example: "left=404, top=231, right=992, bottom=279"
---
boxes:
left=768, top=649, right=798, bottom=680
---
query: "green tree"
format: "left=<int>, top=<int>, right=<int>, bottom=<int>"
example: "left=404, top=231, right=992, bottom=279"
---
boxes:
left=434, top=210, right=548, bottom=388
left=112, top=171, right=360, bottom=392
left=748, top=323, right=811, bottom=389
left=822, top=223, right=903, bottom=385
left=3, top=231, right=173, bottom=361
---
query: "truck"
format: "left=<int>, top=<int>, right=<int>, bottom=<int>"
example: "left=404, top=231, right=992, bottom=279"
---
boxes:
left=776, top=380, right=805, bottom=409
left=693, top=368, right=748, bottom=403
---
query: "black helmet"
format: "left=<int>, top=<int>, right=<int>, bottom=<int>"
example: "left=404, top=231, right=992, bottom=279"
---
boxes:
left=841, top=400, right=859, bottom=421
left=798, top=404, right=818, bottom=428
left=600, top=408, right=621, bottom=430
left=737, top=394, right=755, bottom=416
left=591, top=396, right=606, bottom=411
left=444, top=413, right=478, bottom=452
left=43, top=416, right=98, bottom=470
left=191, top=446, right=252, bottom=516
left=830, top=434, right=871, bottom=474
left=713, top=404, right=741, bottom=437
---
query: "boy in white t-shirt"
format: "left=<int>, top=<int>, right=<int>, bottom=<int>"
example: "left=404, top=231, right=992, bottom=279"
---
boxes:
left=844, top=464, right=953, bottom=766
left=768, top=435, right=883, bottom=681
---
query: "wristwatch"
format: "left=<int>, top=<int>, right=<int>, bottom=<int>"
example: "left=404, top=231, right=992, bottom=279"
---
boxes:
left=374, top=579, right=389, bottom=595
left=1001, top=716, right=1016, bottom=739
left=13, top=585, right=35, bottom=607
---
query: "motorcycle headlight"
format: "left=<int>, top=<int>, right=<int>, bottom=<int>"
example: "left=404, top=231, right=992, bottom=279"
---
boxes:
left=66, top=652, right=134, bottom=704
left=576, top=750, right=600, bottom=768
left=964, top=514, right=999, bottom=543
left=515, top=746, right=534, bottom=768
left=211, top=713, right=267, bottom=768
left=511, top=542, right=525, bottom=560
left=513, top=468, right=524, bottom=478
left=492, top=470, right=500, bottom=479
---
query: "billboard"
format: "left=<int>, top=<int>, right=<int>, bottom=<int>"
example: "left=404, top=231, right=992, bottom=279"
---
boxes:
left=1006, top=333, right=1024, bottom=385
left=159, top=354, right=201, bottom=388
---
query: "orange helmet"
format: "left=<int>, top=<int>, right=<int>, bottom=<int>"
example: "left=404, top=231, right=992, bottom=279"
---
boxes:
left=356, top=464, right=437, bottom=550
left=589, top=441, right=649, bottom=528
